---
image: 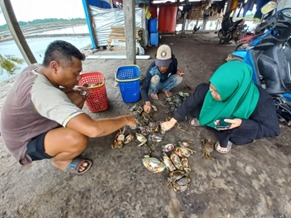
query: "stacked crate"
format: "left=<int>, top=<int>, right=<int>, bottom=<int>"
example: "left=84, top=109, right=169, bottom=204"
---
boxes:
left=148, top=18, right=159, bottom=46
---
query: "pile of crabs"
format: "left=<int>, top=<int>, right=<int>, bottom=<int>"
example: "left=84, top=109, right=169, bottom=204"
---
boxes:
left=111, top=92, right=216, bottom=192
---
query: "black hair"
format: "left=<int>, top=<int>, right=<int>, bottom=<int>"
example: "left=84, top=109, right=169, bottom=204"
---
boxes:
left=42, top=40, right=85, bottom=67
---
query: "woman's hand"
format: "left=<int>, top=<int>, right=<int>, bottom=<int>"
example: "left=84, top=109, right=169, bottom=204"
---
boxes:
left=160, top=118, right=177, bottom=131
left=223, top=118, right=242, bottom=130
left=143, top=101, right=152, bottom=113
left=214, top=118, right=242, bottom=130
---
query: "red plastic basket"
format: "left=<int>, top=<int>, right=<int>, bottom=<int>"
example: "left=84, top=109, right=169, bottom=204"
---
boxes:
left=78, top=72, right=108, bottom=112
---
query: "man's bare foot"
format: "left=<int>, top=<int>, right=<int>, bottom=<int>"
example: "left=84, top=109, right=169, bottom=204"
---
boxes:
left=162, top=90, right=173, bottom=97
left=150, top=93, right=159, bottom=100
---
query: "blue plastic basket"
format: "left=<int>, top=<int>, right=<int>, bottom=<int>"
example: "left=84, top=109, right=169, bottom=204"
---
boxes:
left=115, top=65, right=141, bottom=103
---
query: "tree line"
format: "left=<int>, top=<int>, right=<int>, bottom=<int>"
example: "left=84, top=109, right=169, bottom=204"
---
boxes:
left=0, top=18, right=86, bottom=32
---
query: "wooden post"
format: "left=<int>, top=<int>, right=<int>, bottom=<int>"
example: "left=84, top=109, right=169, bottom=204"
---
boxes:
left=123, top=0, right=136, bottom=64
left=0, top=0, right=36, bottom=64
left=180, top=0, right=189, bottom=38
left=225, top=0, right=232, bottom=12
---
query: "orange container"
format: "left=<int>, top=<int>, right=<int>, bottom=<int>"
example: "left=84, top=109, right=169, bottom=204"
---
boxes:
left=158, top=4, right=178, bottom=33
left=78, top=72, right=108, bottom=112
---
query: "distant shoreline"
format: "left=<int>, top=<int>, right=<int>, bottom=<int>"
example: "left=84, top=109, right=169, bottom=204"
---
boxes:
left=0, top=21, right=89, bottom=43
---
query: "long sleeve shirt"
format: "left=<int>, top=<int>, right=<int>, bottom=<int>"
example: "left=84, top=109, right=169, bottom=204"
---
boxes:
left=140, top=54, right=178, bottom=102
left=173, top=83, right=280, bottom=146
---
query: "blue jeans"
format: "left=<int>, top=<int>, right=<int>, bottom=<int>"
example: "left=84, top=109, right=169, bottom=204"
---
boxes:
left=149, top=74, right=183, bottom=94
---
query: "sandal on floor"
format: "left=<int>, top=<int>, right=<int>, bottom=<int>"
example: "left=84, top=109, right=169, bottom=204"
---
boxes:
left=162, top=90, right=173, bottom=97
left=150, top=93, right=159, bottom=100
left=65, top=157, right=93, bottom=174
left=189, top=118, right=200, bottom=127
left=215, top=141, right=232, bottom=154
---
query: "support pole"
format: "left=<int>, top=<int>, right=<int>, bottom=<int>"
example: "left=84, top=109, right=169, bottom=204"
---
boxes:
left=0, top=0, right=36, bottom=64
left=180, top=0, right=188, bottom=38
left=123, top=0, right=136, bottom=64
left=82, top=0, right=97, bottom=49
left=226, top=0, right=232, bottom=12
left=180, top=10, right=188, bottom=37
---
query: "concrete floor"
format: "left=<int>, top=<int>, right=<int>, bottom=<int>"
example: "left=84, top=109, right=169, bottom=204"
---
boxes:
left=0, top=32, right=290, bottom=218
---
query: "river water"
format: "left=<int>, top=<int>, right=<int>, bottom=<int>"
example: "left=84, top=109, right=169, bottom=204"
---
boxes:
left=0, top=25, right=91, bottom=81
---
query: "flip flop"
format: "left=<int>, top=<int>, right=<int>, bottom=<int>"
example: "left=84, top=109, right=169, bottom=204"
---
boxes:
left=215, top=141, right=232, bottom=154
left=189, top=118, right=200, bottom=127
left=65, top=157, right=93, bottom=174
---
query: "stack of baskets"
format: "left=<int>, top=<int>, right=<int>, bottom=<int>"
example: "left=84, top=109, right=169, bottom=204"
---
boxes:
left=115, top=65, right=141, bottom=103
left=78, top=72, right=108, bottom=112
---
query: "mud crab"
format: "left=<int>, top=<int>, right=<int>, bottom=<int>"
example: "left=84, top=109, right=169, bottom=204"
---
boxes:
left=168, top=170, right=191, bottom=192
left=201, top=138, right=215, bottom=160
left=142, top=155, right=166, bottom=173
left=136, top=133, right=147, bottom=147
left=177, top=91, right=190, bottom=98
left=181, top=157, right=191, bottom=173
left=162, top=143, right=175, bottom=152
left=148, top=133, right=164, bottom=144
left=164, top=91, right=190, bottom=114
left=111, top=127, right=135, bottom=149
left=124, top=133, right=134, bottom=144
left=178, top=141, right=191, bottom=147
left=174, top=147, right=196, bottom=158
left=130, top=104, right=143, bottom=117
left=138, top=121, right=162, bottom=136
left=130, top=103, right=157, bottom=127
left=170, top=153, right=184, bottom=171
left=111, top=128, right=126, bottom=149
left=163, top=153, right=176, bottom=171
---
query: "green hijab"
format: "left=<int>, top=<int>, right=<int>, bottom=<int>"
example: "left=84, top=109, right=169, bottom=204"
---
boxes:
left=199, top=61, right=260, bottom=129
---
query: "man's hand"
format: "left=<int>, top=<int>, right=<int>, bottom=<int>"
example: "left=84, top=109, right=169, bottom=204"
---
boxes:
left=143, top=101, right=152, bottom=113
left=177, top=68, right=184, bottom=77
left=73, top=85, right=93, bottom=96
left=124, top=115, right=137, bottom=127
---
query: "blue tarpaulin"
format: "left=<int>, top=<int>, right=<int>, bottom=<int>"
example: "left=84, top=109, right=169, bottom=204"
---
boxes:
left=87, top=0, right=111, bottom=8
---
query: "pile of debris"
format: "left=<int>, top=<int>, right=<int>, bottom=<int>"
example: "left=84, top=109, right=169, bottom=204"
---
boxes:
left=107, top=26, right=144, bottom=51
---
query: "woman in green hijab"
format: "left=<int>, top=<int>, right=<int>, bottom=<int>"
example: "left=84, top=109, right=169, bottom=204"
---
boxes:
left=161, top=61, right=280, bottom=153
